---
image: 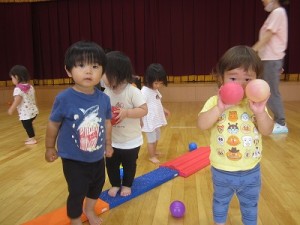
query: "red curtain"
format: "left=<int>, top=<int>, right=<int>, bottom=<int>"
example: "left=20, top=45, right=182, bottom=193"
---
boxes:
left=0, top=0, right=299, bottom=81
left=0, top=3, right=34, bottom=79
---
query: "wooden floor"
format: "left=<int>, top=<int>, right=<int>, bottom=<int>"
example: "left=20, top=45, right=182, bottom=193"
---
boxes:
left=1, top=101, right=300, bottom=225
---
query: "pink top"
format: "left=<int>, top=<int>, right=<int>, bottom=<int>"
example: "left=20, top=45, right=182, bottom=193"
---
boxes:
left=258, top=7, right=288, bottom=60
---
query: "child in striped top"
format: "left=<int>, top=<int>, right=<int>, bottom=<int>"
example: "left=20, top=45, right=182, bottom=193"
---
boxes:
left=141, top=63, right=170, bottom=164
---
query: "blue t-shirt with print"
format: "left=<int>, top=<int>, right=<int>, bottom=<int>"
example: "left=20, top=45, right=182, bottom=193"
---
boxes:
left=50, top=88, right=111, bottom=162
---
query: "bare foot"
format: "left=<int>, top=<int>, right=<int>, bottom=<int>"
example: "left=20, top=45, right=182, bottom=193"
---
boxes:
left=149, top=157, right=160, bottom=164
left=25, top=138, right=37, bottom=145
left=120, top=186, right=131, bottom=196
left=108, top=187, right=120, bottom=197
left=70, top=217, right=83, bottom=225
left=84, top=210, right=103, bottom=225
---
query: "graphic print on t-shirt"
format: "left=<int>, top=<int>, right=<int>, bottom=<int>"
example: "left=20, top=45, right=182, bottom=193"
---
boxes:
left=73, top=105, right=104, bottom=152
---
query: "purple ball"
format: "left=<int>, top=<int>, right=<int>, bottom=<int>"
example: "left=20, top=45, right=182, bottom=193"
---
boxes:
left=170, top=201, right=186, bottom=218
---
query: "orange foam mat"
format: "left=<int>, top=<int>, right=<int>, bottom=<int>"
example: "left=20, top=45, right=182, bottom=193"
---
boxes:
left=161, top=146, right=211, bottom=177
left=22, top=199, right=109, bottom=225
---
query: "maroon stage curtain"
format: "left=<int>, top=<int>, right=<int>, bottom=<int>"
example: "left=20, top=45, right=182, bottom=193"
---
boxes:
left=0, top=0, right=299, bottom=81
left=0, top=3, right=34, bottom=79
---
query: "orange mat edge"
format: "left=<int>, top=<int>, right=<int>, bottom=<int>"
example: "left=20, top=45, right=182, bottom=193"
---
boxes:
left=22, top=199, right=109, bottom=225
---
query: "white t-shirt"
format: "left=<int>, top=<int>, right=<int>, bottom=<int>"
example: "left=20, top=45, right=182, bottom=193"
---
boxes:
left=141, top=86, right=167, bottom=132
left=13, top=85, right=39, bottom=120
left=104, top=84, right=146, bottom=149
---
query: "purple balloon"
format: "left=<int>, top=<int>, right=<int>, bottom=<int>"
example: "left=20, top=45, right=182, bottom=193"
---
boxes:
left=170, top=201, right=186, bottom=218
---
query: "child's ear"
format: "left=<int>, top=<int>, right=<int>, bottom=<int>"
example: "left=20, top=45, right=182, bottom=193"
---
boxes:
left=14, top=75, right=20, bottom=82
left=217, top=76, right=223, bottom=88
left=65, top=65, right=72, bottom=78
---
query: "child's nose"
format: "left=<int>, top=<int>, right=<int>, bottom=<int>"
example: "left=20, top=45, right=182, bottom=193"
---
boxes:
left=235, top=80, right=246, bottom=89
left=85, top=66, right=93, bottom=73
left=241, top=82, right=247, bottom=89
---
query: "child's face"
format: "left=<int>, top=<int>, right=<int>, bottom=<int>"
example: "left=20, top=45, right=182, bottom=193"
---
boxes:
left=223, top=67, right=257, bottom=89
left=66, top=63, right=103, bottom=90
left=262, top=0, right=272, bottom=7
left=11, top=75, right=19, bottom=85
left=101, top=73, right=110, bottom=87
left=152, top=81, right=164, bottom=90
left=101, top=73, right=116, bottom=89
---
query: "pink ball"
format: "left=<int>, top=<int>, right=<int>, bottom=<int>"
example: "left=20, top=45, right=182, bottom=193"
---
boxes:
left=219, top=82, right=244, bottom=105
left=245, top=79, right=270, bottom=102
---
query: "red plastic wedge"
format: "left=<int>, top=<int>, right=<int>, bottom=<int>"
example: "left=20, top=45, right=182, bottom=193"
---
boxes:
left=161, top=146, right=210, bottom=177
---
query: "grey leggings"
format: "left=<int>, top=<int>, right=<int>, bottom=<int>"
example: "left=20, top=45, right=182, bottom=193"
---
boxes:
left=262, top=60, right=286, bottom=125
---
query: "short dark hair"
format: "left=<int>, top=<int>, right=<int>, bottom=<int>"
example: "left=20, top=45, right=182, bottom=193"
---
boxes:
left=105, top=51, right=133, bottom=88
left=64, top=41, right=106, bottom=73
left=9, top=65, right=30, bottom=83
left=144, top=63, right=168, bottom=88
left=213, top=45, right=263, bottom=87
left=279, top=0, right=289, bottom=5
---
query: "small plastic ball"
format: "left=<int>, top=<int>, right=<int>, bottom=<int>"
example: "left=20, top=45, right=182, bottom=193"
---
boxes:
left=245, top=79, right=270, bottom=102
left=188, top=142, right=197, bottom=151
left=170, top=201, right=186, bottom=218
left=219, top=82, right=244, bottom=105
left=111, top=106, right=119, bottom=125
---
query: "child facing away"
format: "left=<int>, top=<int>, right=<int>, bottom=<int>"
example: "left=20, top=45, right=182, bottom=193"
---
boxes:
left=8, top=65, right=39, bottom=145
left=141, top=63, right=170, bottom=164
left=45, top=41, right=113, bottom=225
left=101, top=51, right=148, bottom=197
left=197, top=46, right=274, bottom=225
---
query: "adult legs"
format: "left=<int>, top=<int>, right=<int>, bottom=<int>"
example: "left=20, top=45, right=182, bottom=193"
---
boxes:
left=262, top=60, right=286, bottom=125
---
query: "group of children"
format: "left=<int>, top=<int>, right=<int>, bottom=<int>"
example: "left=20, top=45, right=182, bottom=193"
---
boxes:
left=8, top=41, right=169, bottom=225
left=8, top=42, right=275, bottom=225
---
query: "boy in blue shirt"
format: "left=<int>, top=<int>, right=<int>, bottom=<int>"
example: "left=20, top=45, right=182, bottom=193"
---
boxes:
left=45, top=41, right=113, bottom=225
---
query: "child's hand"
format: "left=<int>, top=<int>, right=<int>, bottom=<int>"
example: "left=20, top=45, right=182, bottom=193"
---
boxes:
left=248, top=94, right=270, bottom=115
left=45, top=148, right=58, bottom=162
left=114, top=108, right=127, bottom=123
left=217, top=94, right=235, bottom=113
left=105, top=145, right=114, bottom=158
left=7, top=96, right=22, bottom=115
left=7, top=108, right=14, bottom=115
left=164, top=108, right=171, bottom=117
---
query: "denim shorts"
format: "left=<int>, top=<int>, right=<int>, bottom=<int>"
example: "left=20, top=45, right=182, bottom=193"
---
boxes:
left=211, top=164, right=261, bottom=225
